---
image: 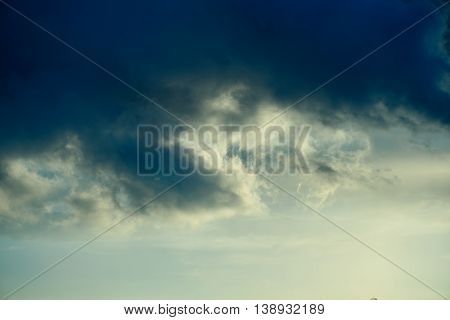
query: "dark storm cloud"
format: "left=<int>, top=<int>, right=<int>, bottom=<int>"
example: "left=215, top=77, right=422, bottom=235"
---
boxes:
left=0, top=0, right=449, bottom=233
left=1, top=0, right=449, bottom=133
left=2, top=1, right=449, bottom=133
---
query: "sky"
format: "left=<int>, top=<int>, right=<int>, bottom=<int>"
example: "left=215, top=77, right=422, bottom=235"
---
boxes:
left=0, top=0, right=449, bottom=299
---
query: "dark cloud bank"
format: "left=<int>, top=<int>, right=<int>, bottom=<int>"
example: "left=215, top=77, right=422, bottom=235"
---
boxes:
left=0, top=0, right=449, bottom=234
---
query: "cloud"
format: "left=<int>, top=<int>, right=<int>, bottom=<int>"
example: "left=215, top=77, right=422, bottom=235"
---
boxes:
left=1, top=0, right=450, bottom=237
left=0, top=132, right=270, bottom=236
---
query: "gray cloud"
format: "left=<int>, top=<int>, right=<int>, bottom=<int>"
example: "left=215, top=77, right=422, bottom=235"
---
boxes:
left=1, top=0, right=449, bottom=236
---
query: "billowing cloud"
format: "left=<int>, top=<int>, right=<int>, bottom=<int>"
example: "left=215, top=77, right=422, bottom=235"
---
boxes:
left=0, top=0, right=449, bottom=238
left=0, top=131, right=270, bottom=235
